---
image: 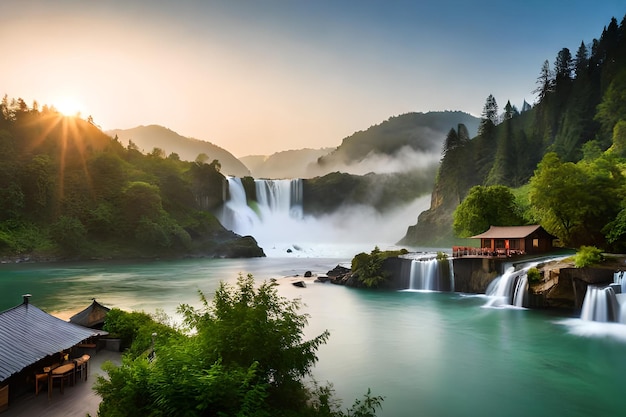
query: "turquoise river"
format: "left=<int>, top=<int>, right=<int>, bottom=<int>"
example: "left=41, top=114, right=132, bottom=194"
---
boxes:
left=1, top=256, right=625, bottom=417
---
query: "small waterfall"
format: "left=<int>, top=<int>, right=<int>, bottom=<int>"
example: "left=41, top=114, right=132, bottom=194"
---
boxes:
left=614, top=271, right=626, bottom=294
left=485, top=266, right=529, bottom=308
left=580, top=286, right=621, bottom=323
left=408, top=258, right=454, bottom=291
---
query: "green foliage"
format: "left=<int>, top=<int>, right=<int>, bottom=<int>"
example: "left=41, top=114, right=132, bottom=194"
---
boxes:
left=573, top=245, right=605, bottom=268
left=96, top=275, right=382, bottom=416
left=529, top=152, right=624, bottom=246
left=351, top=247, right=408, bottom=288
left=436, top=251, right=448, bottom=260
left=527, top=267, right=541, bottom=283
left=453, top=185, right=525, bottom=238
left=50, top=216, right=87, bottom=252
left=0, top=101, right=260, bottom=260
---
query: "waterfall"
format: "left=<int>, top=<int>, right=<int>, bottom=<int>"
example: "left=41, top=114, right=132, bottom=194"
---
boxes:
left=485, top=266, right=530, bottom=308
left=254, top=178, right=303, bottom=220
left=220, top=177, right=258, bottom=235
left=408, top=258, right=454, bottom=291
left=220, top=178, right=304, bottom=235
left=580, top=286, right=621, bottom=323
left=614, top=271, right=626, bottom=294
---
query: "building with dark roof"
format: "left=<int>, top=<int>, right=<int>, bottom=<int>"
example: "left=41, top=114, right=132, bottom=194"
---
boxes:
left=470, top=225, right=557, bottom=255
left=69, top=299, right=110, bottom=329
left=0, top=295, right=104, bottom=404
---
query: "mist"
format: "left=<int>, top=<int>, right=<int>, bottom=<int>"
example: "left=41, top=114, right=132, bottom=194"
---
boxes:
left=304, top=146, right=441, bottom=177
left=229, top=194, right=432, bottom=258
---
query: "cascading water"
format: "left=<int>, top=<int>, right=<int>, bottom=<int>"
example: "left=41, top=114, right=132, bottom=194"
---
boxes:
left=408, top=258, right=454, bottom=291
left=220, top=178, right=304, bottom=235
left=484, top=266, right=530, bottom=308
left=254, top=179, right=303, bottom=220
left=220, top=177, right=258, bottom=235
left=580, top=286, right=622, bottom=323
left=218, top=176, right=432, bottom=257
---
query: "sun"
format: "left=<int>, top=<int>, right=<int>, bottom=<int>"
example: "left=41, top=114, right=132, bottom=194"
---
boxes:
left=54, top=96, right=83, bottom=117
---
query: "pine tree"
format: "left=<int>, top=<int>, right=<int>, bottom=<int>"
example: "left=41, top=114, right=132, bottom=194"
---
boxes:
left=533, top=60, right=554, bottom=103
left=574, top=41, right=589, bottom=78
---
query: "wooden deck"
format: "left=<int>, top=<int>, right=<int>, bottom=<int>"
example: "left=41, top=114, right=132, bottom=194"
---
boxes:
left=1, top=349, right=121, bottom=417
left=452, top=246, right=525, bottom=258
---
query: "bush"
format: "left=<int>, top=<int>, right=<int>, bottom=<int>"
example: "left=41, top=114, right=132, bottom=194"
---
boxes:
left=527, top=267, right=541, bottom=282
left=574, top=245, right=605, bottom=268
left=351, top=247, right=409, bottom=288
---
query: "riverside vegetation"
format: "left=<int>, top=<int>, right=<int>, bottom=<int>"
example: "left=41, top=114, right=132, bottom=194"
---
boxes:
left=401, top=14, right=626, bottom=253
left=95, top=274, right=384, bottom=417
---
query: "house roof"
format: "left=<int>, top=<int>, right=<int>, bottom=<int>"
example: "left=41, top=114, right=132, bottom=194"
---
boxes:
left=0, top=297, right=101, bottom=382
left=69, top=299, right=110, bottom=328
left=470, top=225, right=553, bottom=239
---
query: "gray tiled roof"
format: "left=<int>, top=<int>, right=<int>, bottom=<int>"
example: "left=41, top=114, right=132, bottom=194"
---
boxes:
left=0, top=300, right=99, bottom=382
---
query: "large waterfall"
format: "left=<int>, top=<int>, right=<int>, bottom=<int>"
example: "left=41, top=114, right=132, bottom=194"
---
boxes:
left=220, top=177, right=303, bottom=236
left=408, top=258, right=454, bottom=291
left=218, top=177, right=431, bottom=257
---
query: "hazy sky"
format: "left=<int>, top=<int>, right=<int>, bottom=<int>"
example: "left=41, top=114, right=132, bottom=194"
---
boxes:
left=1, top=1, right=624, bottom=157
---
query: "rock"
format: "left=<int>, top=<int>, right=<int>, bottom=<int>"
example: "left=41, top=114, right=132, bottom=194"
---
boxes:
left=292, top=280, right=306, bottom=288
left=304, top=270, right=312, bottom=277
left=315, top=275, right=330, bottom=283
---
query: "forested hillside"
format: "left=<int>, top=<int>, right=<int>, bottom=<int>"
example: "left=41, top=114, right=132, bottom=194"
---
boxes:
left=0, top=100, right=263, bottom=260
left=109, top=125, right=251, bottom=177
left=401, top=15, right=626, bottom=251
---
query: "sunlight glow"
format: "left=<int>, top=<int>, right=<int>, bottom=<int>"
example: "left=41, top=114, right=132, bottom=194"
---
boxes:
left=54, top=96, right=83, bottom=117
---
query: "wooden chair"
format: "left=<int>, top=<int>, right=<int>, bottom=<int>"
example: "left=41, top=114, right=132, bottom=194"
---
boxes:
left=74, top=354, right=90, bottom=382
left=48, top=363, right=75, bottom=398
left=35, top=373, right=48, bottom=396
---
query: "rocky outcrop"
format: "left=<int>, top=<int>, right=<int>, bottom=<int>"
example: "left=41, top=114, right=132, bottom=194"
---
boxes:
left=528, top=264, right=615, bottom=310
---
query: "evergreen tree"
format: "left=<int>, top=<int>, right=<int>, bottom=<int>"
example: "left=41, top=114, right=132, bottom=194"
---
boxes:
left=533, top=60, right=554, bottom=103
left=574, top=41, right=589, bottom=78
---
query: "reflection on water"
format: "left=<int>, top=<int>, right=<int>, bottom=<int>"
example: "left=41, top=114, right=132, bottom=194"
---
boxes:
left=1, top=257, right=625, bottom=417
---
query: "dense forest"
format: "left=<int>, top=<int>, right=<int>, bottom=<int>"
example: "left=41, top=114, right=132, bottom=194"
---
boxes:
left=401, top=14, right=626, bottom=252
left=0, top=100, right=264, bottom=260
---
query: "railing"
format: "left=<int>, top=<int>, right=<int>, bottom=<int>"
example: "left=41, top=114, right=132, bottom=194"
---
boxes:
left=452, top=247, right=525, bottom=258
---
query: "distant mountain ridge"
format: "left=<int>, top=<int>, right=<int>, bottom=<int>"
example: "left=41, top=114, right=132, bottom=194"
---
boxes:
left=320, top=111, right=479, bottom=164
left=240, top=148, right=333, bottom=179
left=240, top=111, right=480, bottom=179
left=108, top=125, right=250, bottom=177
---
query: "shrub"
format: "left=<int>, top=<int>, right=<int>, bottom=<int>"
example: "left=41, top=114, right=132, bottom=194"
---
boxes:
left=527, top=267, right=541, bottom=282
left=351, top=247, right=409, bottom=288
left=574, top=245, right=605, bottom=268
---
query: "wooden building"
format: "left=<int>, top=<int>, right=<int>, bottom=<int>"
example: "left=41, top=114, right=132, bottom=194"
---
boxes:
left=469, top=225, right=557, bottom=256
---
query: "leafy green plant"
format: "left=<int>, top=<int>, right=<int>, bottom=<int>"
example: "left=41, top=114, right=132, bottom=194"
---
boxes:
left=527, top=267, right=541, bottom=282
left=574, top=245, right=605, bottom=268
left=351, top=247, right=408, bottom=288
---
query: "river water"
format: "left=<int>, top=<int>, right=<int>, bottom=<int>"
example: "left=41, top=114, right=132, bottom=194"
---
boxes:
left=1, top=256, right=625, bottom=417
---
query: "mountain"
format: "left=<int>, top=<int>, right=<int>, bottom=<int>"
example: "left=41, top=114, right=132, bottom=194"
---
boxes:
left=240, top=148, right=334, bottom=179
left=313, top=111, right=480, bottom=175
left=400, top=14, right=626, bottom=249
left=108, top=125, right=250, bottom=177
